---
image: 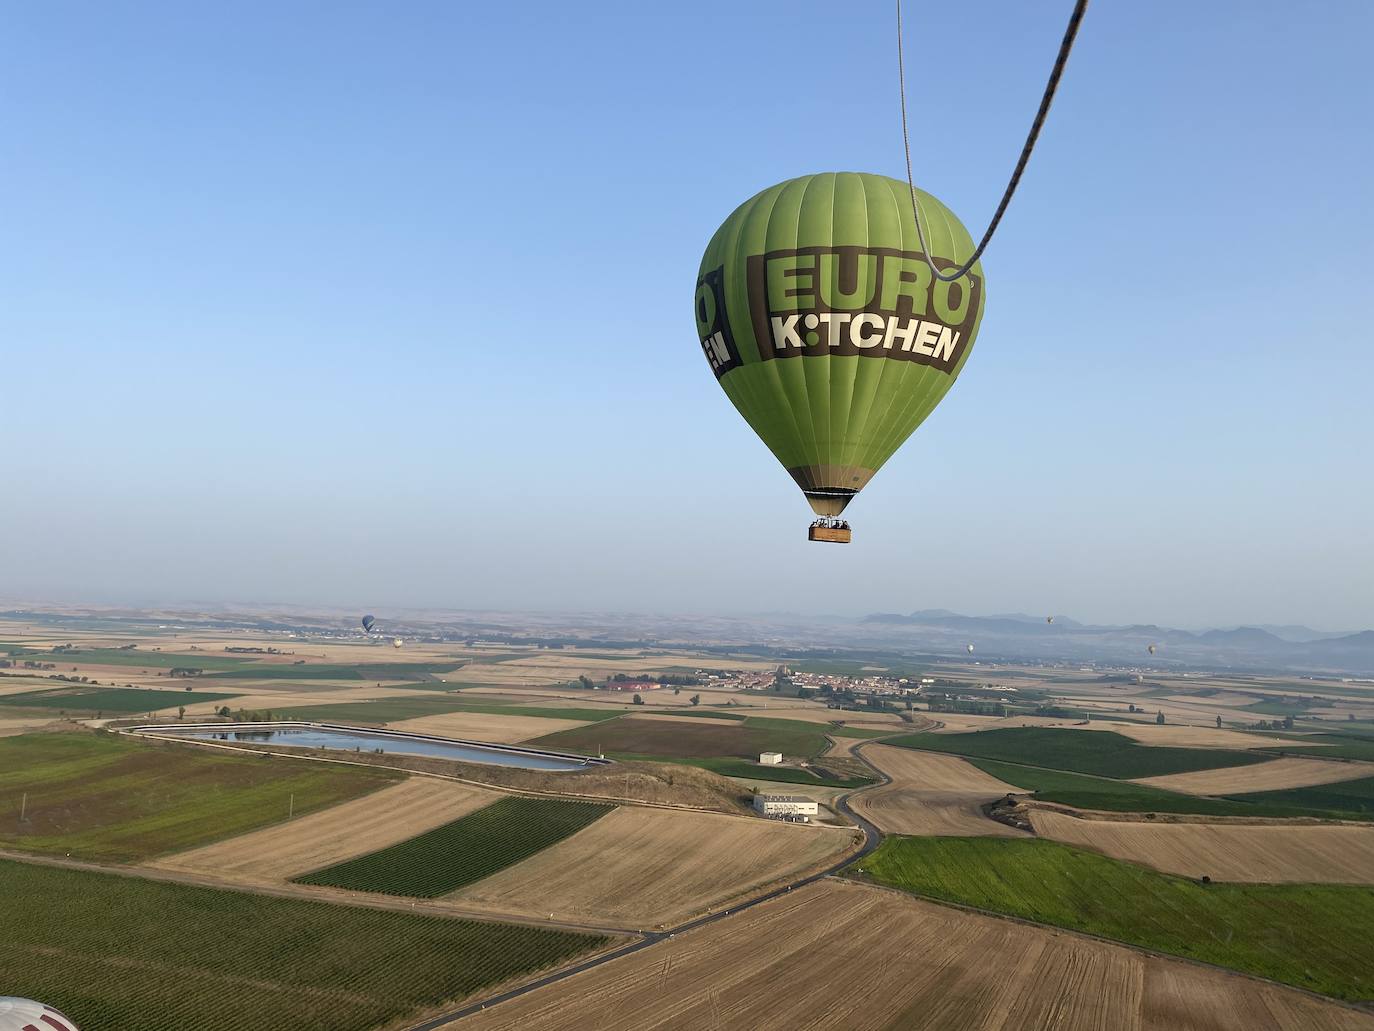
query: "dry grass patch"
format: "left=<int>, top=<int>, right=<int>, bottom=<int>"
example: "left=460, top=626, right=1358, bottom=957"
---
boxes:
left=387, top=711, right=591, bottom=743
left=1138, top=757, right=1371, bottom=796
left=1030, top=809, right=1374, bottom=884
left=1077, top=723, right=1289, bottom=750
left=852, top=744, right=1024, bottom=837
left=450, top=807, right=854, bottom=927
left=150, top=777, right=496, bottom=882
left=448, top=878, right=1374, bottom=1031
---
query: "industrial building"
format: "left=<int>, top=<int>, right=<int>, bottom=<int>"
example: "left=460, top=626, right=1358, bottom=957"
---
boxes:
left=759, top=751, right=783, bottom=765
left=752, top=794, right=819, bottom=821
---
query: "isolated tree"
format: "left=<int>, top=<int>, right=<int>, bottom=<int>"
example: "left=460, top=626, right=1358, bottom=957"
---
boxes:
left=689, top=694, right=701, bottom=707
left=178, top=705, right=186, bottom=720
left=632, top=693, right=644, bottom=706
left=1283, top=715, right=1295, bottom=731
left=1155, top=711, right=1165, bottom=725
left=1216, top=715, right=1223, bottom=729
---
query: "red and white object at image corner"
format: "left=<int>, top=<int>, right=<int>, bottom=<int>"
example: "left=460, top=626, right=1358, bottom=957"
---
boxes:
left=0, top=998, right=78, bottom=1031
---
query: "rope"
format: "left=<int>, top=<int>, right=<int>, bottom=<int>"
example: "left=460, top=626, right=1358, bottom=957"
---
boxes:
left=897, top=0, right=1090, bottom=282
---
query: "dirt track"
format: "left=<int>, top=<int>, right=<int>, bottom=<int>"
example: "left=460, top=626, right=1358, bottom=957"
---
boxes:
left=450, top=806, right=855, bottom=928
left=851, top=745, right=1024, bottom=837
left=1136, top=756, right=1370, bottom=795
left=1030, top=809, right=1374, bottom=884
left=149, top=777, right=496, bottom=881
left=443, top=878, right=1374, bottom=1031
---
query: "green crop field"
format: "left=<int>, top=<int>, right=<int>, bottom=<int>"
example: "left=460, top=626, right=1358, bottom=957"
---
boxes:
left=642, top=709, right=747, bottom=720
left=1264, top=734, right=1374, bottom=762
left=0, top=858, right=608, bottom=1031
left=830, top=725, right=897, bottom=739
left=16, top=648, right=255, bottom=670
left=1229, top=775, right=1374, bottom=817
left=967, top=758, right=1353, bottom=819
left=609, top=754, right=875, bottom=788
left=0, top=686, right=236, bottom=714
left=270, top=697, right=627, bottom=726
left=201, top=661, right=463, bottom=681
left=886, top=727, right=1267, bottom=779
left=532, top=714, right=829, bottom=761
left=852, top=836, right=1374, bottom=1001
left=294, top=796, right=613, bottom=897
left=0, top=732, right=398, bottom=861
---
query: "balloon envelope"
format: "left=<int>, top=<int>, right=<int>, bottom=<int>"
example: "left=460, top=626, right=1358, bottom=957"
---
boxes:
left=0, top=998, right=78, bottom=1031
left=695, top=172, right=986, bottom=515
left=361, top=615, right=376, bottom=634
left=393, top=638, right=404, bottom=649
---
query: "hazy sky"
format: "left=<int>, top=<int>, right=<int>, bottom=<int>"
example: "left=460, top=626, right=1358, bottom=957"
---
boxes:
left=4, top=1, right=1371, bottom=630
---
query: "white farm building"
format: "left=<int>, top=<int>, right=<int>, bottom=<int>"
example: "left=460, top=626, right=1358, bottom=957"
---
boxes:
left=759, top=751, right=783, bottom=765
left=753, top=794, right=820, bottom=821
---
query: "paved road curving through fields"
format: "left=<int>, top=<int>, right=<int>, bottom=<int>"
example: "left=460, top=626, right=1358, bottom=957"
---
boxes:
left=405, top=743, right=892, bottom=1030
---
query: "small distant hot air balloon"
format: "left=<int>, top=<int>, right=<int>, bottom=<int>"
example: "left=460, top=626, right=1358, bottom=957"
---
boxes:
left=1148, top=644, right=1157, bottom=656
left=967, top=644, right=975, bottom=655
left=361, top=615, right=376, bottom=635
left=0, top=998, right=78, bottom=1031
left=393, top=638, right=404, bottom=649
left=1046, top=616, right=1054, bottom=624
left=694, top=173, right=986, bottom=543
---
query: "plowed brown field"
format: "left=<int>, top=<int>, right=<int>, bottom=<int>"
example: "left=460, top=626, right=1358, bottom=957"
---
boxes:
left=1030, top=810, right=1374, bottom=883
left=149, top=777, right=496, bottom=882
left=1136, top=757, right=1369, bottom=795
left=445, top=879, right=1374, bottom=1031
left=450, top=806, right=854, bottom=928
left=851, top=744, right=1024, bottom=837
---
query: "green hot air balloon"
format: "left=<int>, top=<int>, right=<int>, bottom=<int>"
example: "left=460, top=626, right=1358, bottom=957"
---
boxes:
left=694, top=172, right=985, bottom=540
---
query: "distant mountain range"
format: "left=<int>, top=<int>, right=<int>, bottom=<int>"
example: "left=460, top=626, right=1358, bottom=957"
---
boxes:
left=861, top=611, right=1374, bottom=674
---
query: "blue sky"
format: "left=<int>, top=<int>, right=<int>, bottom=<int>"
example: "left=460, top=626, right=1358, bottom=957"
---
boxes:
left=3, top=1, right=1371, bottom=629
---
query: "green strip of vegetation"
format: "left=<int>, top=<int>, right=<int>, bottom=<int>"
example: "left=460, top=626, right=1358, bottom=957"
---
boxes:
left=829, top=725, right=896, bottom=739
left=1227, top=775, right=1374, bottom=817
left=1262, top=735, right=1374, bottom=762
left=294, top=797, right=613, bottom=897
left=0, top=858, right=608, bottom=1031
left=886, top=727, right=1267, bottom=779
left=641, top=709, right=747, bottom=720
left=11, top=648, right=255, bottom=670
left=0, top=732, right=399, bottom=861
left=968, top=758, right=1342, bottom=819
left=852, top=836, right=1374, bottom=1001
left=201, top=662, right=463, bottom=681
left=618, top=754, right=875, bottom=788
left=0, top=687, right=236, bottom=714
left=271, top=697, right=626, bottom=725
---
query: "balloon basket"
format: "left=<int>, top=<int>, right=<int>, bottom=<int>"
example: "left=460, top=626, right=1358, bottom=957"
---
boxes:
left=808, top=524, right=852, bottom=544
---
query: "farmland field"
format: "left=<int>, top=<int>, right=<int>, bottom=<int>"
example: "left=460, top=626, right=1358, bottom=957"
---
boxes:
left=886, top=728, right=1269, bottom=779
left=0, top=858, right=609, bottom=1031
left=854, top=835, right=1374, bottom=1000
left=0, top=732, right=398, bottom=861
left=0, top=686, right=236, bottom=713
left=1136, top=756, right=1372, bottom=795
left=531, top=714, right=830, bottom=761
left=1029, top=809, right=1374, bottom=884
left=969, top=758, right=1354, bottom=819
left=1236, top=775, right=1374, bottom=818
left=293, top=796, right=613, bottom=897
left=151, top=777, right=498, bottom=882
left=1266, top=735, right=1374, bottom=763
left=452, top=806, right=854, bottom=927
left=201, top=661, right=463, bottom=681
left=853, top=745, right=1024, bottom=837
left=10, top=648, right=254, bottom=670
left=275, top=697, right=623, bottom=725
left=454, top=878, right=1374, bottom=1031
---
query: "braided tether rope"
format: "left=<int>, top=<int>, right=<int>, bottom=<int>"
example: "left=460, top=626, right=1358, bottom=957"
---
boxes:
left=898, top=0, right=1090, bottom=282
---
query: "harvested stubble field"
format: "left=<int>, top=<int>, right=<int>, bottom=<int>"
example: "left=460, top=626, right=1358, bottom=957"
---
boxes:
left=388, top=710, right=592, bottom=743
left=857, top=836, right=1374, bottom=1000
left=852, top=745, right=1024, bottom=837
left=451, top=805, right=855, bottom=927
left=0, top=858, right=609, bottom=1031
left=0, top=732, right=397, bottom=861
left=150, top=777, right=497, bottom=882
left=889, top=728, right=1269, bottom=779
left=971, top=758, right=1374, bottom=820
left=1137, top=756, right=1372, bottom=795
left=1074, top=722, right=1292, bottom=750
left=447, top=878, right=1374, bottom=1031
left=1029, top=809, right=1374, bottom=883
left=294, top=796, right=613, bottom=897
